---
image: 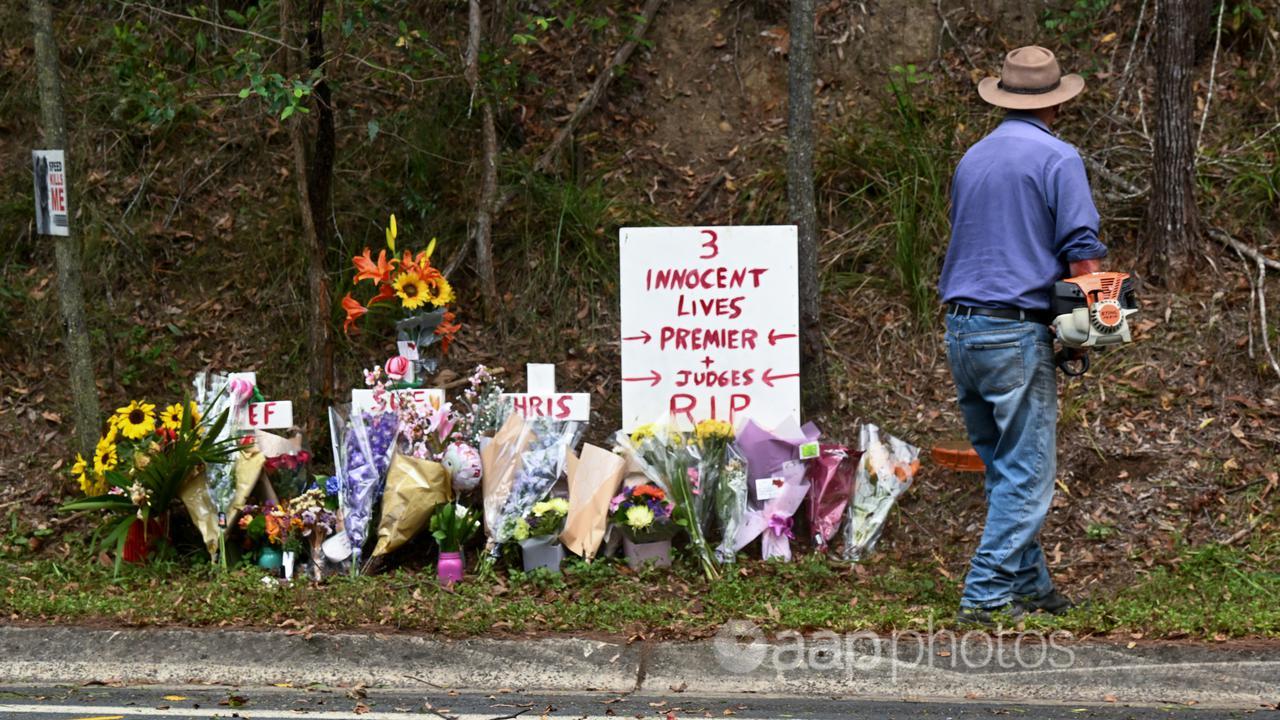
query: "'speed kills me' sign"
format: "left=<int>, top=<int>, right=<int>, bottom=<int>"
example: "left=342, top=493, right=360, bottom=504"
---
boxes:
left=619, top=226, right=800, bottom=431
left=32, top=149, right=69, bottom=236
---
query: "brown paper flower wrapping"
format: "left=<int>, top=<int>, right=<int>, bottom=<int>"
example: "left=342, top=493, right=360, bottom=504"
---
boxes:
left=371, top=453, right=453, bottom=558
left=560, top=444, right=626, bottom=560
left=480, top=413, right=532, bottom=541
left=181, top=448, right=264, bottom=556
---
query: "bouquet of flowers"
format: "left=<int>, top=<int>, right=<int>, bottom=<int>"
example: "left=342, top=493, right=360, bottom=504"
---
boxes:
left=193, top=371, right=260, bottom=567
left=237, top=502, right=285, bottom=552
left=513, top=497, right=569, bottom=541
left=263, top=449, right=311, bottom=501
left=842, top=423, right=920, bottom=561
left=492, top=417, right=582, bottom=553
left=731, top=460, right=810, bottom=561
left=289, top=486, right=339, bottom=580
left=341, top=214, right=461, bottom=378
left=329, top=404, right=398, bottom=574
left=431, top=502, right=482, bottom=553
left=453, top=365, right=507, bottom=447
left=619, top=422, right=718, bottom=579
left=63, top=397, right=235, bottom=572
left=712, top=445, right=749, bottom=563
left=690, top=419, right=734, bottom=527
left=807, top=445, right=860, bottom=554
left=609, top=482, right=676, bottom=543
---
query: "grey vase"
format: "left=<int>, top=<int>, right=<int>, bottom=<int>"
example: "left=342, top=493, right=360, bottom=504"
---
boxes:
left=520, top=535, right=564, bottom=573
left=623, top=537, right=672, bottom=569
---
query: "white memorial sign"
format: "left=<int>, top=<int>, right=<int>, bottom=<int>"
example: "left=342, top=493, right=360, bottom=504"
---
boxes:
left=619, top=225, right=800, bottom=431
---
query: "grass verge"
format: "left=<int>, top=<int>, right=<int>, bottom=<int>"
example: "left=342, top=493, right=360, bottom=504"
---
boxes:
left=5, top=537, right=1277, bottom=639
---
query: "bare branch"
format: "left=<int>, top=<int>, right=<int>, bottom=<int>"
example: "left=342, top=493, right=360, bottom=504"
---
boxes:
left=1209, top=227, right=1280, bottom=272
left=532, top=0, right=664, bottom=175
left=1196, top=0, right=1226, bottom=155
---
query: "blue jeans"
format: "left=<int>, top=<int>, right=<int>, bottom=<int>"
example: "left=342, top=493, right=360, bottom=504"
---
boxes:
left=945, top=314, right=1057, bottom=608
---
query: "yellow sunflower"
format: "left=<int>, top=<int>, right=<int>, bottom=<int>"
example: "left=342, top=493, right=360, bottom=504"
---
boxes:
left=159, top=403, right=184, bottom=431
left=104, top=415, right=121, bottom=443
left=70, top=453, right=99, bottom=495
left=93, top=437, right=119, bottom=477
left=392, top=270, right=430, bottom=310
left=115, top=400, right=157, bottom=440
left=424, top=275, right=455, bottom=308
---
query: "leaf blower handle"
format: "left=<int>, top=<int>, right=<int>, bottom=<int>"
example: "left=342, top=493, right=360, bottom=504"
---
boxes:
left=1055, top=348, right=1090, bottom=376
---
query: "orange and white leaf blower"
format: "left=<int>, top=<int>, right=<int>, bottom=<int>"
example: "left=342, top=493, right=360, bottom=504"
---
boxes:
left=1050, top=271, right=1138, bottom=375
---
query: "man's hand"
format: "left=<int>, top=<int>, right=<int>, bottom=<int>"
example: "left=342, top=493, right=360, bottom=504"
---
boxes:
left=1069, top=258, right=1103, bottom=277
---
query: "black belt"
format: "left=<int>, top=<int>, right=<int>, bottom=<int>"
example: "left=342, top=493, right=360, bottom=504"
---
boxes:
left=948, top=304, right=1052, bottom=325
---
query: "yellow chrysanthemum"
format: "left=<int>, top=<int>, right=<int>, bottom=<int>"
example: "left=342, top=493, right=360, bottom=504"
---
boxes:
left=115, top=400, right=157, bottom=440
left=393, top=270, right=430, bottom=310
left=159, top=403, right=184, bottom=431
left=424, top=275, right=454, bottom=308
left=93, top=437, right=119, bottom=477
left=624, top=505, right=655, bottom=530
left=513, top=517, right=530, bottom=542
left=532, top=498, right=569, bottom=518
left=695, top=419, right=734, bottom=443
left=630, top=423, right=658, bottom=444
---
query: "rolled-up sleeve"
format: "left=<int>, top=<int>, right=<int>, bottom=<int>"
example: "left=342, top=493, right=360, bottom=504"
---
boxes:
left=1048, top=152, right=1108, bottom=263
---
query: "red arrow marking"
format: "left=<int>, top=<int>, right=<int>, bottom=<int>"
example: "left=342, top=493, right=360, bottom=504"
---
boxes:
left=623, top=331, right=652, bottom=344
left=623, top=370, right=662, bottom=387
left=762, top=369, right=800, bottom=387
left=768, top=329, right=798, bottom=346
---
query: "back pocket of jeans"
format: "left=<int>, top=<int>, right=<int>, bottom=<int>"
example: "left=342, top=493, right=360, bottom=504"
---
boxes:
left=966, top=339, right=1025, bottom=395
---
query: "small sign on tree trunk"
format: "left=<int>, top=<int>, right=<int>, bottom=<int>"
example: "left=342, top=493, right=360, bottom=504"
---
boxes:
left=32, top=149, right=69, bottom=236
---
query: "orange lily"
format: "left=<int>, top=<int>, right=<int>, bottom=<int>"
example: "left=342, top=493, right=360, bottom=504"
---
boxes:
left=368, top=282, right=397, bottom=305
left=434, top=310, right=462, bottom=354
left=353, top=248, right=393, bottom=284
left=341, top=293, right=368, bottom=334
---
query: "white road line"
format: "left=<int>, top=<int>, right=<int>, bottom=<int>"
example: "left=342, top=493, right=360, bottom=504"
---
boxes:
left=0, top=705, right=600, bottom=720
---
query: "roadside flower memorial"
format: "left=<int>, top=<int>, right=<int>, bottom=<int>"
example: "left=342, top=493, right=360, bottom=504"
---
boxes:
left=60, top=213, right=922, bottom=585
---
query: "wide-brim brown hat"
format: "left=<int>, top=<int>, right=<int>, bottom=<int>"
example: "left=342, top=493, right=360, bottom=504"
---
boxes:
left=978, top=45, right=1084, bottom=110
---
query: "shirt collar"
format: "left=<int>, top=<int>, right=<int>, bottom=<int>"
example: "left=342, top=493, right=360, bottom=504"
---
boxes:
left=1002, top=111, right=1054, bottom=136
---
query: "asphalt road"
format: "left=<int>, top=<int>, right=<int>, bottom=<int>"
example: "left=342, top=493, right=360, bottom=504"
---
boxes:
left=0, top=684, right=1267, bottom=720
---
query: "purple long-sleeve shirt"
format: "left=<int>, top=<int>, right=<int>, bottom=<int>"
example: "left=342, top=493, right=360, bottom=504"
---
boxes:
left=938, top=112, right=1108, bottom=312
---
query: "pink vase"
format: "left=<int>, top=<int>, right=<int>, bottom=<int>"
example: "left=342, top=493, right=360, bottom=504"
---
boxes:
left=437, top=550, right=464, bottom=587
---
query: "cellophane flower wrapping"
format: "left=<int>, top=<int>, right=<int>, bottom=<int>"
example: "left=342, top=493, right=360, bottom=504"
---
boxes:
left=329, top=404, right=398, bottom=572
left=193, top=372, right=236, bottom=521
left=807, top=445, right=861, bottom=553
left=732, top=460, right=810, bottom=561
left=712, top=444, right=749, bottom=563
left=842, top=423, right=920, bottom=561
left=618, top=421, right=718, bottom=579
left=493, top=417, right=582, bottom=552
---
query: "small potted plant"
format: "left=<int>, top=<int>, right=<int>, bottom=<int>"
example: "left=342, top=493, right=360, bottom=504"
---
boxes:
left=430, top=502, right=480, bottom=587
left=610, top=482, right=677, bottom=569
left=516, top=497, right=569, bottom=573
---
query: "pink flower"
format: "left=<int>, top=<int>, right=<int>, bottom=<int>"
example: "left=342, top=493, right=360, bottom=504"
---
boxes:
left=228, top=377, right=255, bottom=406
left=385, top=356, right=411, bottom=381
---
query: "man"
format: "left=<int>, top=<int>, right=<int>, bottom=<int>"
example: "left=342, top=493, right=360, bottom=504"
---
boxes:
left=938, top=46, right=1107, bottom=626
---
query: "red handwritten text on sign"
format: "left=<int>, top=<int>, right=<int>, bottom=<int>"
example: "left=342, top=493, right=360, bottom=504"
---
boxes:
left=620, top=226, right=799, bottom=431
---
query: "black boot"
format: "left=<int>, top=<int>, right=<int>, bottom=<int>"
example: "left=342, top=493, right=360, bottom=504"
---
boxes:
left=955, top=602, right=1026, bottom=628
left=1019, top=589, right=1075, bottom=615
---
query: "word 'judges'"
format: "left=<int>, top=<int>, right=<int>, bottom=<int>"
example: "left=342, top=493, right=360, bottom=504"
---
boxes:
left=645, top=266, right=769, bottom=290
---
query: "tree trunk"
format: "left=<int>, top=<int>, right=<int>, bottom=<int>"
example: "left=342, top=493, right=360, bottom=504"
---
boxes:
left=786, top=0, right=829, bottom=415
left=29, top=0, right=101, bottom=456
left=305, top=0, right=335, bottom=402
left=280, top=0, right=334, bottom=413
left=1142, top=0, right=1203, bottom=288
left=465, top=0, right=499, bottom=315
